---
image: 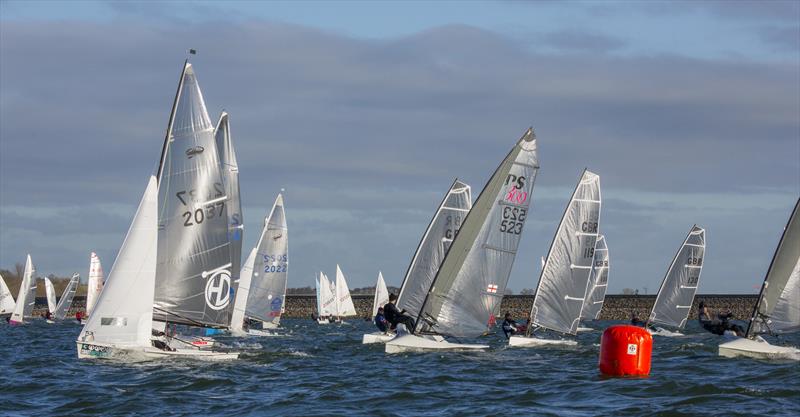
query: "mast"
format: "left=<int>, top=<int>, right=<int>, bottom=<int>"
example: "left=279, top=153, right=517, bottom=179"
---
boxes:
left=157, top=59, right=189, bottom=182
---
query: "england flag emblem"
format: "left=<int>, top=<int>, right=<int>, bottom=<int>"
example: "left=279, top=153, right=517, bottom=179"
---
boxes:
left=486, top=284, right=498, bottom=293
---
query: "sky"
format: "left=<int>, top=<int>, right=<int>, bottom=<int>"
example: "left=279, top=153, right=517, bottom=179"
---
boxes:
left=0, top=0, right=798, bottom=294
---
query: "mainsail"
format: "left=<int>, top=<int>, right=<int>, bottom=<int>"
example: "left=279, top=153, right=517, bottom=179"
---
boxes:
left=86, top=252, right=105, bottom=317
left=10, top=255, right=36, bottom=323
left=416, top=128, right=539, bottom=338
left=229, top=248, right=256, bottom=334
left=580, top=234, right=610, bottom=321
left=317, top=272, right=336, bottom=316
left=54, top=273, right=80, bottom=320
left=530, top=170, right=601, bottom=335
left=0, top=274, right=15, bottom=315
left=397, top=180, right=472, bottom=321
left=153, top=62, right=232, bottom=328
left=372, top=272, right=390, bottom=317
left=246, top=194, right=289, bottom=326
left=45, top=277, right=57, bottom=313
left=648, top=225, right=706, bottom=329
left=335, top=265, right=357, bottom=317
left=78, top=176, right=158, bottom=348
left=747, top=197, right=800, bottom=336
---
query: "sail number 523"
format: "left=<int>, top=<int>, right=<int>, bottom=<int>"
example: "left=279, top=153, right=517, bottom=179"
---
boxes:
left=500, top=207, right=526, bottom=235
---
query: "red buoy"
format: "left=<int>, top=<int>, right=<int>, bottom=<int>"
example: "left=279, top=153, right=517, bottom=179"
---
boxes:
left=599, top=324, right=652, bottom=376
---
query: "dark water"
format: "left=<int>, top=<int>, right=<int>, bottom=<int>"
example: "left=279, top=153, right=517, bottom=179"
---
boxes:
left=1, top=319, right=798, bottom=416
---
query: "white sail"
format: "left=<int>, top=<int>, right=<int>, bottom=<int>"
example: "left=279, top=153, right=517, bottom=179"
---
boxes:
left=768, top=258, right=800, bottom=333
left=10, top=255, right=36, bottom=323
left=335, top=265, right=357, bottom=317
left=580, top=235, right=610, bottom=321
left=54, top=273, right=80, bottom=320
left=649, top=225, right=706, bottom=329
left=372, top=272, right=389, bottom=317
left=317, top=272, right=336, bottom=316
left=86, top=252, right=105, bottom=317
left=45, top=277, right=57, bottom=313
left=78, top=176, right=158, bottom=348
left=246, top=194, right=288, bottom=326
left=229, top=248, right=256, bottom=334
left=0, top=274, right=15, bottom=315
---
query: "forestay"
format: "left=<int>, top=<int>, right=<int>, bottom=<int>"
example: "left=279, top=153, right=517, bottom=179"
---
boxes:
left=649, top=225, right=706, bottom=329
left=397, top=180, right=472, bottom=321
left=153, top=62, right=232, bottom=328
left=45, top=277, right=57, bottom=313
left=372, top=272, right=390, bottom=317
left=530, top=170, right=601, bottom=335
left=54, top=273, right=80, bottom=320
left=86, top=252, right=105, bottom=317
left=580, top=235, right=610, bottom=321
left=10, top=255, right=36, bottom=323
left=416, top=128, right=539, bottom=338
left=0, top=274, right=16, bottom=315
left=335, top=265, right=357, bottom=317
left=246, top=194, right=288, bottom=326
left=78, top=176, right=158, bottom=348
left=748, top=197, right=800, bottom=336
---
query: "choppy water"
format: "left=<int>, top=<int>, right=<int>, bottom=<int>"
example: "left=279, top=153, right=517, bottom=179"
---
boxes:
left=1, top=319, right=798, bottom=416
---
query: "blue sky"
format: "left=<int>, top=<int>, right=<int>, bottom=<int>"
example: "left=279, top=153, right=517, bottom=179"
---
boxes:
left=1, top=0, right=798, bottom=293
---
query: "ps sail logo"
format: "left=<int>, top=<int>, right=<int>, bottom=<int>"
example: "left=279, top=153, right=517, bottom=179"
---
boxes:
left=203, top=263, right=232, bottom=310
left=185, top=146, right=205, bottom=159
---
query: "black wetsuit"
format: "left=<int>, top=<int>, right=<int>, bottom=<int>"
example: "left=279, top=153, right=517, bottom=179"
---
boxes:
left=502, top=318, right=519, bottom=338
left=383, top=302, right=415, bottom=333
left=374, top=313, right=388, bottom=332
left=631, top=318, right=656, bottom=331
left=700, top=311, right=745, bottom=336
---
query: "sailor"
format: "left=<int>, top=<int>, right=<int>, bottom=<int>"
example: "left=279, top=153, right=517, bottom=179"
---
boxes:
left=75, top=311, right=83, bottom=323
left=698, top=301, right=745, bottom=337
left=44, top=311, right=53, bottom=321
left=630, top=311, right=655, bottom=331
left=374, top=307, right=389, bottom=333
left=501, top=312, right=521, bottom=338
left=383, top=293, right=415, bottom=334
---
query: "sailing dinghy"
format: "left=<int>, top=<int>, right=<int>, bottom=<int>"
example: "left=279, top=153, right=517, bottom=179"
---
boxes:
left=45, top=277, right=58, bottom=321
left=386, top=127, right=539, bottom=353
left=53, top=273, right=80, bottom=320
left=361, top=272, right=391, bottom=343
left=316, top=272, right=337, bottom=324
left=509, top=170, right=601, bottom=348
left=9, top=255, right=37, bottom=325
left=333, top=265, right=358, bottom=322
left=576, top=235, right=610, bottom=332
left=0, top=274, right=16, bottom=317
left=363, top=180, right=472, bottom=344
left=719, top=198, right=800, bottom=360
left=230, top=194, right=288, bottom=336
left=84, top=252, right=105, bottom=323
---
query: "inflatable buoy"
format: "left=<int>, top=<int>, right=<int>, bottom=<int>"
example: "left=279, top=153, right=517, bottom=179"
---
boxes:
left=599, top=324, right=652, bottom=376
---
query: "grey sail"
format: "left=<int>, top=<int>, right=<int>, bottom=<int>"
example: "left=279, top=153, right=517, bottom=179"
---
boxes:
left=747, top=197, right=800, bottom=336
left=214, top=112, right=243, bottom=318
left=53, top=273, right=80, bottom=320
left=396, top=179, right=472, bottom=320
left=245, top=194, right=288, bottom=325
left=530, top=170, right=601, bottom=335
left=649, top=225, right=706, bottom=329
left=153, top=62, right=233, bottom=328
left=416, top=128, right=539, bottom=338
left=581, top=234, right=610, bottom=321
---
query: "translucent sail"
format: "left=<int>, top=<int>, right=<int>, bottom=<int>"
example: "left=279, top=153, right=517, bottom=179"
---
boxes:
left=397, top=180, right=472, bottom=320
left=649, top=225, right=706, bottom=329
left=417, top=128, right=539, bottom=338
left=10, top=255, right=36, bottom=323
left=153, top=62, right=232, bottom=328
left=335, top=265, right=357, bottom=317
left=214, top=112, right=243, bottom=318
left=580, top=235, right=610, bottom=321
left=748, top=198, right=800, bottom=336
left=530, top=170, right=601, bottom=335
left=229, top=248, right=256, bottom=334
left=246, top=194, right=288, bottom=325
left=86, top=252, right=105, bottom=317
left=372, top=272, right=390, bottom=317
left=0, top=274, right=15, bottom=315
left=78, top=177, right=158, bottom=348
left=54, top=273, right=80, bottom=320
left=317, top=272, right=336, bottom=316
left=45, top=277, right=57, bottom=313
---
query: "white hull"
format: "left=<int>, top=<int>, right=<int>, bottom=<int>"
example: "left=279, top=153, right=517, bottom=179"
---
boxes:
left=316, top=318, right=330, bottom=325
left=576, top=326, right=594, bottom=333
left=246, top=329, right=281, bottom=337
left=385, top=334, right=488, bottom=354
left=648, top=327, right=684, bottom=337
left=508, top=335, right=578, bottom=348
left=719, top=336, right=800, bottom=360
left=77, top=341, right=238, bottom=361
left=46, top=319, right=55, bottom=324
left=362, top=332, right=395, bottom=344
left=261, top=321, right=280, bottom=330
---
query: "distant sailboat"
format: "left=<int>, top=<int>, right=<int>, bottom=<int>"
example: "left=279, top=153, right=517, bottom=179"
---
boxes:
left=45, top=277, right=58, bottom=317
left=334, top=265, right=358, bottom=320
left=645, top=225, right=706, bottom=337
left=719, top=198, right=800, bottom=360
left=85, top=252, right=105, bottom=319
left=386, top=127, right=539, bottom=353
left=53, top=273, right=80, bottom=320
left=577, top=234, right=610, bottom=331
left=10, top=255, right=36, bottom=325
left=372, top=272, right=389, bottom=318
left=510, top=169, right=601, bottom=348
left=316, top=272, right=336, bottom=324
left=0, top=274, right=16, bottom=317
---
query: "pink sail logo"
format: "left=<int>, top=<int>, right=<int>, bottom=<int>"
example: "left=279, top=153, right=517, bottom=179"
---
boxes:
left=505, top=187, right=527, bottom=204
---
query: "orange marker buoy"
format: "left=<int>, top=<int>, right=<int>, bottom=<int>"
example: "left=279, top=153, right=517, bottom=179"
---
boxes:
left=599, top=324, right=652, bottom=376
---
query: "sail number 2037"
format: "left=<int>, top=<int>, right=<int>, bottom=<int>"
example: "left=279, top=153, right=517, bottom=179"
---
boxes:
left=176, top=183, right=225, bottom=227
left=500, top=207, right=527, bottom=235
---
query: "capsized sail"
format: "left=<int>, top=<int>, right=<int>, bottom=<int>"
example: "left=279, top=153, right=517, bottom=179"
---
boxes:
left=416, top=128, right=539, bottom=338
left=747, top=197, right=800, bottom=336
left=78, top=176, right=158, bottom=348
left=530, top=170, right=602, bottom=335
left=372, top=272, right=390, bottom=317
left=153, top=62, right=232, bottom=328
left=397, top=179, right=472, bottom=321
left=246, top=194, right=288, bottom=326
left=54, top=273, right=80, bottom=320
left=335, top=265, right=357, bottom=317
left=0, top=274, right=15, bottom=315
left=86, top=252, right=105, bottom=317
left=45, top=277, right=57, bottom=313
left=580, top=234, right=610, bottom=321
left=10, top=255, right=36, bottom=323
left=649, top=225, right=706, bottom=329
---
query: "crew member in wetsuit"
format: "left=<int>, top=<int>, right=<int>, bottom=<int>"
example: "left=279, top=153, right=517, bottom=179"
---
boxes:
left=383, top=293, right=415, bottom=334
left=630, top=311, right=656, bottom=331
left=374, top=307, right=389, bottom=333
left=698, top=301, right=745, bottom=336
left=501, top=312, right=522, bottom=338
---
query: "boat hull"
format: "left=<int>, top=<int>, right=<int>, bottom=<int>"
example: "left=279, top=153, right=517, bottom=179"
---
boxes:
left=576, top=327, right=594, bottom=333
left=362, top=332, right=395, bottom=344
left=718, top=336, right=800, bottom=360
left=508, top=335, right=577, bottom=348
left=385, top=334, right=488, bottom=354
left=647, top=327, right=684, bottom=337
left=77, top=341, right=239, bottom=361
